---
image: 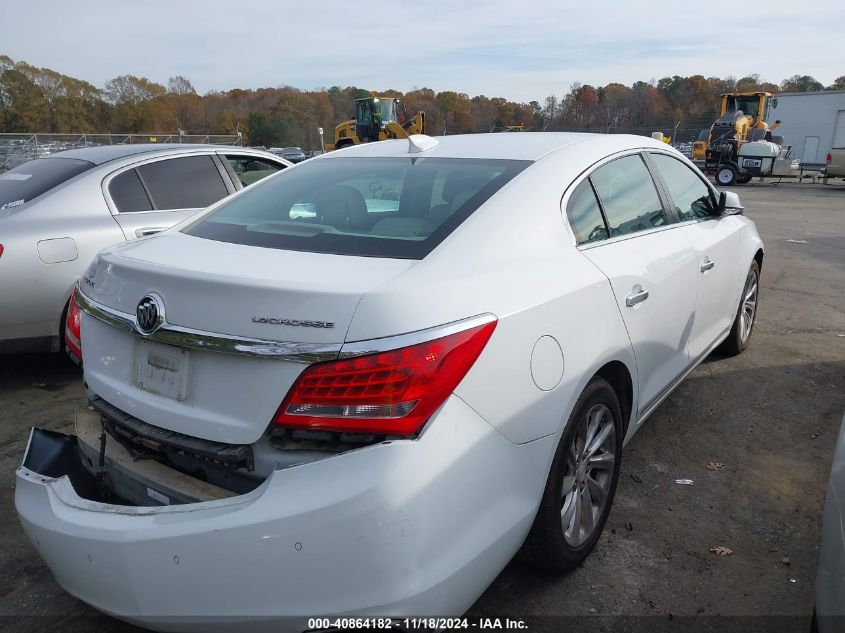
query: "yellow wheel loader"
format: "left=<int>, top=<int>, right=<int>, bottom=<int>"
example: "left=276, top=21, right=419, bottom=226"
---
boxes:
left=704, top=92, right=782, bottom=184
left=326, top=96, right=425, bottom=151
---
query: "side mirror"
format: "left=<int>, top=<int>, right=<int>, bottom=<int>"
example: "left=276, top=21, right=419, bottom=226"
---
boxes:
left=718, top=190, right=744, bottom=215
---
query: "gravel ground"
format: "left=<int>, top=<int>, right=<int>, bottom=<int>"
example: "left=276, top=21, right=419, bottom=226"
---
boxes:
left=1, top=181, right=843, bottom=632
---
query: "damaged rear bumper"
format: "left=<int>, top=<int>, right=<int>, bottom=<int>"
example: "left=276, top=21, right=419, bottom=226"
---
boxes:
left=15, top=396, right=556, bottom=632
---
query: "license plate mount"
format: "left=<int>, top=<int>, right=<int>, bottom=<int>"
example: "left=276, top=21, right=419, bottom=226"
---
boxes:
left=136, top=342, right=190, bottom=401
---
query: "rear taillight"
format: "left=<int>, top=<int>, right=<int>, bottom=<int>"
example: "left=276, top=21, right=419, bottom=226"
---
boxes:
left=65, top=288, right=82, bottom=364
left=273, top=319, right=497, bottom=436
left=827, top=152, right=832, bottom=165
left=0, top=244, right=4, bottom=258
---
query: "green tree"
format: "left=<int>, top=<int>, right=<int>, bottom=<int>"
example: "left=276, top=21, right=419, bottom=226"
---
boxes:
left=780, top=75, right=824, bottom=92
left=247, top=112, right=302, bottom=147
left=103, top=75, right=167, bottom=132
left=827, top=76, right=845, bottom=90
left=0, top=68, right=50, bottom=131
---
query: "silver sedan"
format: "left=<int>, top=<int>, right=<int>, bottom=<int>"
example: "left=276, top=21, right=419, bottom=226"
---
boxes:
left=0, top=144, right=290, bottom=353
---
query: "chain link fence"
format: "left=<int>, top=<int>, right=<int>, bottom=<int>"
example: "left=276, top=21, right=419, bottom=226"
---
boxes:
left=0, top=133, right=242, bottom=172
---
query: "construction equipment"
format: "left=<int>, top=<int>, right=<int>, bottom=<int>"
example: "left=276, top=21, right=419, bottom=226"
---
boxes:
left=704, top=92, right=783, bottom=184
left=326, top=96, right=425, bottom=151
left=691, top=129, right=709, bottom=162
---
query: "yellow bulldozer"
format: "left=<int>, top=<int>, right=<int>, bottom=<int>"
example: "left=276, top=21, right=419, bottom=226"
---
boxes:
left=704, top=92, right=781, bottom=184
left=326, top=96, right=425, bottom=151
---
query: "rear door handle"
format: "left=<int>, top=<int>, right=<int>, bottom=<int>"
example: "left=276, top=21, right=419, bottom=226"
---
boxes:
left=700, top=257, right=715, bottom=272
left=625, top=288, right=649, bottom=307
left=135, top=227, right=165, bottom=238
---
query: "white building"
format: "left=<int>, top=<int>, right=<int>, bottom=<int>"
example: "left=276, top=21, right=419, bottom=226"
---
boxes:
left=766, top=90, right=845, bottom=163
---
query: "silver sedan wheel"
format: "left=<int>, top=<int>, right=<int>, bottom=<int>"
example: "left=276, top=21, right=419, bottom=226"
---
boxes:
left=560, top=403, right=616, bottom=547
left=739, top=267, right=759, bottom=345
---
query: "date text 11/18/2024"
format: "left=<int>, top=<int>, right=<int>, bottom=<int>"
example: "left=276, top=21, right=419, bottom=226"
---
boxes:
left=306, top=618, right=529, bottom=630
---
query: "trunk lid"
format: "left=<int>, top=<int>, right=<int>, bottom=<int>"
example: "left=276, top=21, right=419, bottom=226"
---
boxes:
left=81, top=232, right=413, bottom=445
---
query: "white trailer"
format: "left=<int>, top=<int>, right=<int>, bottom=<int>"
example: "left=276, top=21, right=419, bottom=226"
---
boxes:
left=767, top=90, right=845, bottom=164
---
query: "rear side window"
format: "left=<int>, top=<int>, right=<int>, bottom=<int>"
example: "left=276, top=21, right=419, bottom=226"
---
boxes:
left=108, top=169, right=153, bottom=213
left=0, top=158, right=93, bottom=211
left=649, top=154, right=717, bottom=221
left=566, top=180, right=608, bottom=244
left=184, top=157, right=529, bottom=259
left=590, top=155, right=669, bottom=237
left=137, top=156, right=229, bottom=210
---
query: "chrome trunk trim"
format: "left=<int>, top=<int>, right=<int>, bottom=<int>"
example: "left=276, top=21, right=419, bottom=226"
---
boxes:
left=76, top=285, right=496, bottom=364
left=75, top=286, right=342, bottom=363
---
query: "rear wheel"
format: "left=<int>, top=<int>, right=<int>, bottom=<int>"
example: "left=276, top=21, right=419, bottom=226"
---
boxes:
left=58, top=299, right=70, bottom=354
left=718, top=260, right=760, bottom=356
left=520, top=377, right=623, bottom=572
left=716, top=164, right=737, bottom=185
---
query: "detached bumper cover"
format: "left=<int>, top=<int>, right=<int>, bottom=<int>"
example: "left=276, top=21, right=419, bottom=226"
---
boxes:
left=15, top=396, right=556, bottom=631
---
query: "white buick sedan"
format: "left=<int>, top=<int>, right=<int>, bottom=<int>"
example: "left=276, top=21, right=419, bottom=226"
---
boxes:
left=16, top=133, right=762, bottom=630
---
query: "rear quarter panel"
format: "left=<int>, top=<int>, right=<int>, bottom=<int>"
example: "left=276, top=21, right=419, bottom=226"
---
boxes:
left=0, top=172, right=124, bottom=343
left=828, top=148, right=845, bottom=177
left=347, top=144, right=639, bottom=446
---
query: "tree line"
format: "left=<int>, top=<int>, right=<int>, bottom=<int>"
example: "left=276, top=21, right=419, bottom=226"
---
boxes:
left=1, top=54, right=843, bottom=148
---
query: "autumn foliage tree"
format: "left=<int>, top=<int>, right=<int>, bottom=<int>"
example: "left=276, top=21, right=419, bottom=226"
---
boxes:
left=0, top=54, right=840, bottom=146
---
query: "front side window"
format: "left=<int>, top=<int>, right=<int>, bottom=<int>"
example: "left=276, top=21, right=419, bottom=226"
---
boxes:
left=650, top=154, right=717, bottom=221
left=226, top=155, right=283, bottom=187
left=0, top=158, right=93, bottom=212
left=184, top=157, right=529, bottom=259
left=590, top=155, right=669, bottom=237
left=136, top=155, right=229, bottom=210
left=566, top=180, right=608, bottom=244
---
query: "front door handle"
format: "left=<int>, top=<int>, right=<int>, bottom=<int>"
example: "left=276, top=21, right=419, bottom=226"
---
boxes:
left=135, top=227, right=165, bottom=238
left=700, top=257, right=715, bottom=273
left=625, top=288, right=649, bottom=307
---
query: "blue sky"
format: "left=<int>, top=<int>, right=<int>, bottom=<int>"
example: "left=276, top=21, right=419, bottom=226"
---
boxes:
left=2, top=0, right=841, bottom=101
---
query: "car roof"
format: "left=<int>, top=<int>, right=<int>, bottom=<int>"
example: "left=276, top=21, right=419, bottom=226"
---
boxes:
left=41, top=144, right=255, bottom=166
left=323, top=132, right=669, bottom=161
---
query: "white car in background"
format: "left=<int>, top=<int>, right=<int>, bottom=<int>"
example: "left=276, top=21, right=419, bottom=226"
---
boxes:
left=16, top=132, right=763, bottom=630
left=0, top=144, right=289, bottom=355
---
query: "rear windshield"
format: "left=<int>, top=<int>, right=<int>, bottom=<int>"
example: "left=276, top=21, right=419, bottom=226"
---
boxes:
left=184, top=156, right=529, bottom=259
left=0, top=158, right=94, bottom=211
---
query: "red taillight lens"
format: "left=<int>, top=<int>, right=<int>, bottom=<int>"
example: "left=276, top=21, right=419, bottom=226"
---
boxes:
left=273, top=319, right=497, bottom=436
left=827, top=152, right=833, bottom=165
left=65, top=288, right=82, bottom=363
left=0, top=244, right=4, bottom=258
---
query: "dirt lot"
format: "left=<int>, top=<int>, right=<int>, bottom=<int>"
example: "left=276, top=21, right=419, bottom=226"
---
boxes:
left=0, top=182, right=843, bottom=632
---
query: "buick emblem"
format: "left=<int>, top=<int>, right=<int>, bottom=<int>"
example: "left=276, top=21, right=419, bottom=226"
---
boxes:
left=136, top=293, right=165, bottom=334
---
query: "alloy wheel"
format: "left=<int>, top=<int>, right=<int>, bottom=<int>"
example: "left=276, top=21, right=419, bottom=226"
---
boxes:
left=560, top=403, right=616, bottom=547
left=740, top=267, right=759, bottom=344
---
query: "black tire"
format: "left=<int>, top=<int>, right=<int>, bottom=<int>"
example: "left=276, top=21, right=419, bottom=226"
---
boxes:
left=737, top=174, right=753, bottom=184
left=58, top=298, right=70, bottom=354
left=520, top=376, right=623, bottom=572
left=718, top=260, right=760, bottom=356
left=716, top=164, right=737, bottom=185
